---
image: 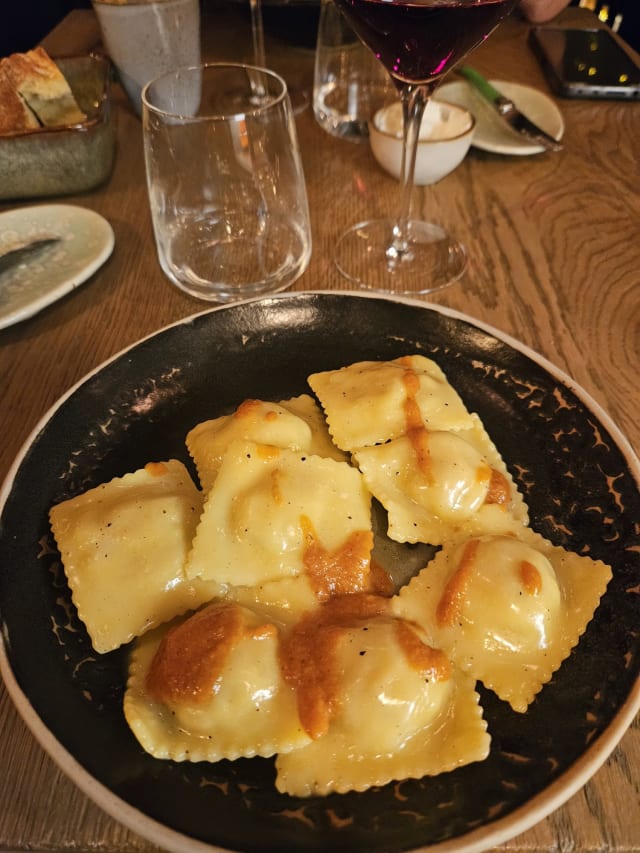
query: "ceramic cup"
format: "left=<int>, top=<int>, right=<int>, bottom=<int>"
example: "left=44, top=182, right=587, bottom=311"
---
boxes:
left=313, top=0, right=394, bottom=141
left=142, top=63, right=312, bottom=302
left=369, top=100, right=476, bottom=185
left=92, top=0, right=200, bottom=117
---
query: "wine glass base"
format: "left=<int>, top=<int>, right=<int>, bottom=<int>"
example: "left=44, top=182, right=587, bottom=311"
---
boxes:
left=287, top=82, right=310, bottom=115
left=334, top=219, right=467, bottom=295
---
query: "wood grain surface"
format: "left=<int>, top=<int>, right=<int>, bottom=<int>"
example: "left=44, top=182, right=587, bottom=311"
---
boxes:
left=0, top=3, right=638, bottom=851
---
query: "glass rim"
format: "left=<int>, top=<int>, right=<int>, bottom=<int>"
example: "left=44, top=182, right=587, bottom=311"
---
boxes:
left=141, top=62, right=289, bottom=121
left=370, top=101, right=477, bottom=144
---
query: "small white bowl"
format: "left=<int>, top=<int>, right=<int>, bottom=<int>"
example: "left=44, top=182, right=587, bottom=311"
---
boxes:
left=369, top=99, right=476, bottom=185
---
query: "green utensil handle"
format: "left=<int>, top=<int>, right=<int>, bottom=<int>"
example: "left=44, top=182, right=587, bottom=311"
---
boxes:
left=459, top=66, right=502, bottom=103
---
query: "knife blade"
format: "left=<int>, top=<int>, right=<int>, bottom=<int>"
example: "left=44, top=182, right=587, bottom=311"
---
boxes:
left=0, top=235, right=61, bottom=275
left=458, top=66, right=563, bottom=152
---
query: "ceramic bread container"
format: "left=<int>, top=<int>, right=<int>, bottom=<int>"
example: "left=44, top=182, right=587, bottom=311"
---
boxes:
left=0, top=54, right=115, bottom=201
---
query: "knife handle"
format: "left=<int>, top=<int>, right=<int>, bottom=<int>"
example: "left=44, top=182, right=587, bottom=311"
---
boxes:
left=458, top=66, right=502, bottom=103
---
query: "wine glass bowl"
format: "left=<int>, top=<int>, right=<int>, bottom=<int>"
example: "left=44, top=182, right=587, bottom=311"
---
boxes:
left=332, top=0, right=519, bottom=294
left=248, top=0, right=310, bottom=113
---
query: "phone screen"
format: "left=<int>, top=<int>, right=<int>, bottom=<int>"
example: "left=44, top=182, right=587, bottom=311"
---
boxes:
left=530, top=27, right=640, bottom=98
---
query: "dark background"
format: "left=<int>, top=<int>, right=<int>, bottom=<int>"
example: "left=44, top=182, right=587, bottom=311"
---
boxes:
left=1, top=0, right=639, bottom=58
left=2, top=0, right=91, bottom=56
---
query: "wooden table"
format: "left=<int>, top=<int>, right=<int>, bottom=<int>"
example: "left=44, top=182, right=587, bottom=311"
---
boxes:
left=1, top=4, right=638, bottom=851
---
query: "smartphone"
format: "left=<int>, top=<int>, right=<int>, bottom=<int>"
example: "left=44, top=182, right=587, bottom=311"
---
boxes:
left=529, top=26, right=640, bottom=99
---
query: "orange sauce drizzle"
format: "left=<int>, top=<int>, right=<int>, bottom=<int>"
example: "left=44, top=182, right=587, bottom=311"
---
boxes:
left=256, top=443, right=280, bottom=460
left=144, top=461, right=169, bottom=477
left=394, top=621, right=451, bottom=681
left=401, top=360, right=433, bottom=482
left=278, top=593, right=390, bottom=739
left=270, top=468, right=283, bottom=504
left=301, top=515, right=373, bottom=601
left=369, top=557, right=395, bottom=597
left=436, top=539, right=480, bottom=628
left=234, top=398, right=262, bottom=418
left=485, top=469, right=511, bottom=505
left=246, top=623, right=278, bottom=641
left=234, top=399, right=279, bottom=423
left=520, top=560, right=542, bottom=595
left=146, top=602, right=245, bottom=705
left=408, top=421, right=432, bottom=482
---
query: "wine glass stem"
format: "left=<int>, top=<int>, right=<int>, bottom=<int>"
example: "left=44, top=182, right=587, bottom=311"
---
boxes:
left=387, top=82, right=436, bottom=265
left=249, top=0, right=266, bottom=69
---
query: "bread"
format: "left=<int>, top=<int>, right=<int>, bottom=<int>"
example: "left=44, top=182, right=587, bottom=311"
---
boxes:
left=0, top=47, right=86, bottom=129
left=0, top=65, right=40, bottom=133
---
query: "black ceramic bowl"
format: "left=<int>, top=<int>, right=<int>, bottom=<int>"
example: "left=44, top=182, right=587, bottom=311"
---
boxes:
left=1, top=292, right=638, bottom=853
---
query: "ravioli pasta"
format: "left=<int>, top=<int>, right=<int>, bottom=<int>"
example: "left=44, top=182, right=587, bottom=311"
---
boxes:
left=186, top=394, right=345, bottom=494
left=185, top=440, right=373, bottom=592
left=392, top=529, right=612, bottom=712
left=124, top=600, right=312, bottom=762
left=48, top=354, right=612, bottom=796
left=274, top=595, right=489, bottom=796
left=48, top=460, right=223, bottom=654
left=308, top=354, right=476, bottom=451
left=353, top=414, right=528, bottom=545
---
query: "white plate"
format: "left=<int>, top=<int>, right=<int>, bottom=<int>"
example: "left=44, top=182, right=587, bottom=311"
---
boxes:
left=437, top=79, right=564, bottom=155
left=0, top=204, right=114, bottom=330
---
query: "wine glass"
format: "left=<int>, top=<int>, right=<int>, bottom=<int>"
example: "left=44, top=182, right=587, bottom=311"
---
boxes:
left=249, top=0, right=267, bottom=70
left=331, top=0, right=519, bottom=294
left=248, top=0, right=310, bottom=114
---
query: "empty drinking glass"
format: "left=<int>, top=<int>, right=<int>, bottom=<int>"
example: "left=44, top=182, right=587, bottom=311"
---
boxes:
left=313, top=0, right=393, bottom=141
left=142, top=63, right=312, bottom=302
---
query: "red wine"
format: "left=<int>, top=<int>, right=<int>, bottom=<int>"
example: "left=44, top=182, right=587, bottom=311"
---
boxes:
left=333, top=0, right=518, bottom=85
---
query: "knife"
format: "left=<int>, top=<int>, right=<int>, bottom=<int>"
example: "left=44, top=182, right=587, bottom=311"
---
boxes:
left=458, top=66, right=563, bottom=152
left=0, top=235, right=61, bottom=275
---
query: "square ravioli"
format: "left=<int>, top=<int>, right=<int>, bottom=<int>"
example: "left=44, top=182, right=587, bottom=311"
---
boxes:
left=228, top=575, right=321, bottom=625
left=187, top=395, right=347, bottom=494
left=277, top=394, right=347, bottom=463
left=353, top=414, right=529, bottom=545
left=185, top=441, right=373, bottom=596
left=47, top=351, right=618, bottom=800
left=49, top=460, right=222, bottom=653
left=186, top=398, right=313, bottom=494
left=124, top=601, right=312, bottom=762
left=308, top=354, right=475, bottom=452
left=275, top=595, right=489, bottom=796
left=393, top=529, right=612, bottom=712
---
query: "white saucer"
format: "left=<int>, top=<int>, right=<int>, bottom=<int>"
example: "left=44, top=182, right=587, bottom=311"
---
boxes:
left=0, top=204, right=114, bottom=330
left=437, top=79, right=564, bottom=155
